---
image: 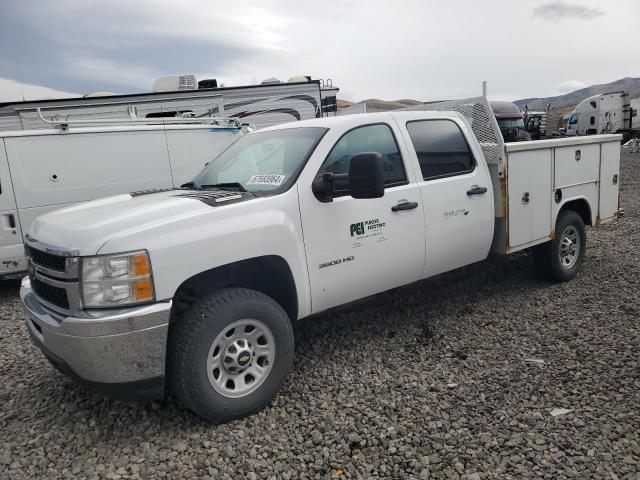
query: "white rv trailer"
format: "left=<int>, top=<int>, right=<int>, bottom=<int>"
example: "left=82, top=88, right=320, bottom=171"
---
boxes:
left=566, top=91, right=639, bottom=139
left=0, top=118, right=245, bottom=278
left=0, top=78, right=339, bottom=132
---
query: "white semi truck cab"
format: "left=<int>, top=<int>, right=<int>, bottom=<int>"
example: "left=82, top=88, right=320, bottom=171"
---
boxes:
left=565, top=91, right=640, bottom=140
left=21, top=102, right=622, bottom=422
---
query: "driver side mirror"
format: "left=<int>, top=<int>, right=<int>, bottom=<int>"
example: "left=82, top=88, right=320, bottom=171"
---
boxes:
left=312, top=152, right=385, bottom=202
left=348, top=152, right=385, bottom=199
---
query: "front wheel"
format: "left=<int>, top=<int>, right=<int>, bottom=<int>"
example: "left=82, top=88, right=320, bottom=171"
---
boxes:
left=532, top=210, right=586, bottom=282
left=168, top=288, right=294, bottom=423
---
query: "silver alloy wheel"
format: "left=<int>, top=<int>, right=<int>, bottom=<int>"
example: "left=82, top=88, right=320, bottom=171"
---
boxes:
left=206, top=318, right=276, bottom=398
left=559, top=225, right=580, bottom=269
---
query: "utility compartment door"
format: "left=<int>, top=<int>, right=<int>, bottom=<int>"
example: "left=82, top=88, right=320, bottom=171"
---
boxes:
left=507, top=149, right=552, bottom=248
left=0, top=139, right=26, bottom=276
left=598, top=141, right=620, bottom=222
left=554, top=143, right=599, bottom=187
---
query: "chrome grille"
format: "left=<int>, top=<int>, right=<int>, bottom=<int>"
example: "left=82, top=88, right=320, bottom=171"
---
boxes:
left=31, top=276, right=70, bottom=310
left=25, top=236, right=81, bottom=315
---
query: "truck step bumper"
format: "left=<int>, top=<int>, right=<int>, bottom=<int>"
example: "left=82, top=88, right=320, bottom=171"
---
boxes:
left=21, top=278, right=171, bottom=401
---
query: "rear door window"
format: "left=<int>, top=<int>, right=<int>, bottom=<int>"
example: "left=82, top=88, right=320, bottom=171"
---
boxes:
left=405, top=120, right=475, bottom=180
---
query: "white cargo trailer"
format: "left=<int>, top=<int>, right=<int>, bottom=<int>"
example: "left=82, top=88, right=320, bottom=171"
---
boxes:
left=0, top=120, right=244, bottom=277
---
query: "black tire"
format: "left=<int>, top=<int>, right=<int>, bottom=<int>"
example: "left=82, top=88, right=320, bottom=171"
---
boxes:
left=168, top=288, right=294, bottom=423
left=532, top=210, right=586, bottom=282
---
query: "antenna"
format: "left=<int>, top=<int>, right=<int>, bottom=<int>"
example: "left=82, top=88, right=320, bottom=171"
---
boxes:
left=13, top=54, right=25, bottom=101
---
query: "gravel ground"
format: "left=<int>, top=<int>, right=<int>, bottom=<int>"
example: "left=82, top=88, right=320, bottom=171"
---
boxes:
left=1, top=149, right=639, bottom=480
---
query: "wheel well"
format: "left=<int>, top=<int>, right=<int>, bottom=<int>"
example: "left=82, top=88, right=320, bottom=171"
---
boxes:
left=173, top=256, right=298, bottom=321
left=559, top=198, right=592, bottom=226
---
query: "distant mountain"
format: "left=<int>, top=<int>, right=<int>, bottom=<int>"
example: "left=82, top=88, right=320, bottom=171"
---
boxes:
left=514, top=77, right=640, bottom=110
left=337, top=98, right=422, bottom=112
left=338, top=77, right=640, bottom=125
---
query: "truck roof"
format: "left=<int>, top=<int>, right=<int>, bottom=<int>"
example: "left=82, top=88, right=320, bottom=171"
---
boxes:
left=576, top=91, right=628, bottom=107
left=489, top=101, right=522, bottom=119
left=260, top=110, right=465, bottom=131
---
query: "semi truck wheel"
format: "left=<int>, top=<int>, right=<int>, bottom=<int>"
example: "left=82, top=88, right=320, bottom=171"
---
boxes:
left=532, top=210, right=586, bottom=282
left=168, top=288, right=294, bottom=423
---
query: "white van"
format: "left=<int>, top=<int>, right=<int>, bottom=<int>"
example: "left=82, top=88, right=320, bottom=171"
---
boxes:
left=0, top=120, right=244, bottom=277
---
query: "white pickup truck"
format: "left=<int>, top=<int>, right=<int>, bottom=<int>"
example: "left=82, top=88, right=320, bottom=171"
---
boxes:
left=21, top=102, right=622, bottom=422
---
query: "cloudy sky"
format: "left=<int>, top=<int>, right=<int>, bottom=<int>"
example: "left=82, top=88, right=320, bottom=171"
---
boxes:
left=0, top=0, right=637, bottom=103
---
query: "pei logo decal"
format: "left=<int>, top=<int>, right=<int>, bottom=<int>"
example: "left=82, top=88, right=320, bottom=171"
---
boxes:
left=350, top=218, right=386, bottom=237
left=350, top=222, right=365, bottom=236
left=349, top=218, right=388, bottom=247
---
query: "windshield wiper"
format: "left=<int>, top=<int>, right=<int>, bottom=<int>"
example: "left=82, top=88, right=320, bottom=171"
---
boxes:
left=198, top=182, right=247, bottom=192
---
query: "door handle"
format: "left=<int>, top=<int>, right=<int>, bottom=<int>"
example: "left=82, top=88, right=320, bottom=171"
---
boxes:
left=1, top=214, right=17, bottom=234
left=2, top=213, right=16, bottom=229
left=466, top=186, right=487, bottom=196
left=391, top=201, right=419, bottom=212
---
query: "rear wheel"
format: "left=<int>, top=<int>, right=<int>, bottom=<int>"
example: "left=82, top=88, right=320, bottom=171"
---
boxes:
left=168, top=288, right=294, bottom=423
left=532, top=210, right=586, bottom=282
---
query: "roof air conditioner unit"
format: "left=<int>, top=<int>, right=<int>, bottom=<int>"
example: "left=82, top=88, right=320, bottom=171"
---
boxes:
left=198, top=78, right=218, bottom=89
left=153, top=75, right=197, bottom=92
left=287, top=75, right=311, bottom=83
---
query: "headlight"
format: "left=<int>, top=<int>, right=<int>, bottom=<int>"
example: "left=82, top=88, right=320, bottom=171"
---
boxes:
left=81, top=250, right=155, bottom=308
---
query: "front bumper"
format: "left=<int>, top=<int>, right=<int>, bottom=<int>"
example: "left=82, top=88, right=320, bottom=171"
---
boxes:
left=21, top=277, right=171, bottom=401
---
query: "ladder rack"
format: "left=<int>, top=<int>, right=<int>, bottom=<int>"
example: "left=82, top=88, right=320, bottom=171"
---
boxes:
left=36, top=107, right=253, bottom=132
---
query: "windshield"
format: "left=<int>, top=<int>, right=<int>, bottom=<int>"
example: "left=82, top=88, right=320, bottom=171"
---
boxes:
left=497, top=118, right=524, bottom=129
left=194, top=127, right=327, bottom=195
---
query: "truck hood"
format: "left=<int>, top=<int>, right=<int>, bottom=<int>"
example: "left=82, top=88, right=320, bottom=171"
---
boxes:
left=29, top=189, right=256, bottom=255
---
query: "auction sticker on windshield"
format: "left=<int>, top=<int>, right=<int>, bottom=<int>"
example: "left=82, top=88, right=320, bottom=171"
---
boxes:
left=246, top=174, right=285, bottom=186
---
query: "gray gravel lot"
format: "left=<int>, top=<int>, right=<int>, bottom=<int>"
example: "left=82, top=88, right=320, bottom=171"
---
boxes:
left=1, top=149, right=639, bottom=480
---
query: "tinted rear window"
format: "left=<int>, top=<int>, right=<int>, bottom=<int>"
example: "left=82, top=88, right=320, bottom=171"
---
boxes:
left=406, top=120, right=474, bottom=180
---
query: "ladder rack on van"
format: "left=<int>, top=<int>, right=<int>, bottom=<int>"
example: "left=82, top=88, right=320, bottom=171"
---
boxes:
left=36, top=107, right=253, bottom=132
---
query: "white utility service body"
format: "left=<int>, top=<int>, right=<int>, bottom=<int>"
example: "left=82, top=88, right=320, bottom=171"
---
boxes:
left=20, top=108, right=621, bottom=421
left=0, top=122, right=243, bottom=277
left=504, top=135, right=621, bottom=249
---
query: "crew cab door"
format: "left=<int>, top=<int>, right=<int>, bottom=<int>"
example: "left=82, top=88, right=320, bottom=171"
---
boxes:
left=298, top=121, right=426, bottom=313
left=398, top=117, right=494, bottom=277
